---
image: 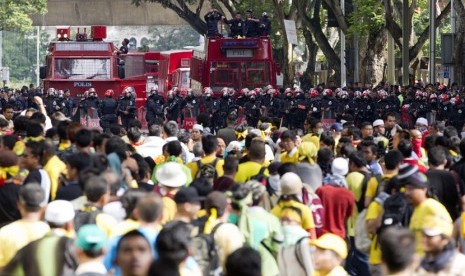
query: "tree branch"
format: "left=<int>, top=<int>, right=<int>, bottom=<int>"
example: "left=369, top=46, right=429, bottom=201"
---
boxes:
left=409, top=1, right=451, bottom=61
left=196, top=0, right=205, bottom=16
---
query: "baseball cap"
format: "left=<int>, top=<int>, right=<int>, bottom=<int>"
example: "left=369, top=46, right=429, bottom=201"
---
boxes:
left=280, top=172, right=303, bottom=195
left=205, top=191, right=228, bottom=212
left=310, top=233, right=348, bottom=259
left=75, top=224, right=107, bottom=252
left=156, top=162, right=187, bottom=188
left=331, top=157, right=349, bottom=176
left=45, top=200, right=75, bottom=225
left=373, top=119, right=384, bottom=128
left=403, top=172, right=428, bottom=189
left=330, top=123, right=343, bottom=132
left=422, top=214, right=453, bottom=237
left=174, top=187, right=205, bottom=204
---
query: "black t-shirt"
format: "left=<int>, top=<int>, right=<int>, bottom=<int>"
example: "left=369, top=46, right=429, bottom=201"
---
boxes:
left=119, top=45, right=129, bottom=54
left=0, top=182, right=21, bottom=228
left=56, top=182, right=83, bottom=201
left=425, top=169, right=463, bottom=220
left=23, top=169, right=42, bottom=185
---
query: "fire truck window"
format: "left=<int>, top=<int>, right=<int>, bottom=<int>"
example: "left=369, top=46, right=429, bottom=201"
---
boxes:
left=244, top=62, right=270, bottom=86
left=54, top=58, right=110, bottom=80
left=214, top=69, right=233, bottom=86
left=181, top=71, right=190, bottom=89
left=123, top=55, right=145, bottom=78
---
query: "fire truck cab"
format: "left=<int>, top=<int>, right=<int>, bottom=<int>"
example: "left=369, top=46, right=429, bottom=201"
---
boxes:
left=190, top=37, right=278, bottom=96
left=40, top=26, right=161, bottom=110
left=157, top=50, right=193, bottom=97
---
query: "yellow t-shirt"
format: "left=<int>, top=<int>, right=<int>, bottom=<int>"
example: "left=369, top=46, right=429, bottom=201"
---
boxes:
left=44, top=155, right=67, bottom=200
left=280, top=148, right=299, bottom=164
left=187, top=155, right=224, bottom=179
left=365, top=201, right=383, bottom=265
left=271, top=200, right=315, bottom=230
left=95, top=213, right=118, bottom=238
left=365, top=173, right=396, bottom=199
left=110, top=218, right=140, bottom=238
left=314, top=265, right=348, bottom=276
left=0, top=220, right=50, bottom=266
left=161, top=196, right=177, bottom=225
left=409, top=198, right=452, bottom=256
left=346, top=171, right=366, bottom=237
left=234, top=161, right=269, bottom=183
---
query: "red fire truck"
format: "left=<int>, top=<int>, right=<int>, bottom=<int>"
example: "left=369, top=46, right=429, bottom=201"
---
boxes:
left=190, top=37, right=279, bottom=95
left=157, top=50, right=193, bottom=96
left=40, top=26, right=161, bottom=127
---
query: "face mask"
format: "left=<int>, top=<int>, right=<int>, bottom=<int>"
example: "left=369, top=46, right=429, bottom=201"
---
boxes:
left=228, top=213, right=239, bottom=224
left=268, top=174, right=281, bottom=192
left=317, top=128, right=324, bottom=135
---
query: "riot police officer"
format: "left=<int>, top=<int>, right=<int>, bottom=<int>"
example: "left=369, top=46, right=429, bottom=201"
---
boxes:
left=164, top=89, right=182, bottom=123
left=53, top=90, right=67, bottom=114
left=244, top=90, right=261, bottom=127
left=145, top=87, right=165, bottom=126
left=118, top=86, right=136, bottom=130
left=83, top=88, right=101, bottom=119
left=99, top=89, right=118, bottom=133
left=44, top=88, right=57, bottom=115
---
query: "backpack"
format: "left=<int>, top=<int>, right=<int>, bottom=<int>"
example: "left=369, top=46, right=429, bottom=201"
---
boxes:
left=356, top=172, right=382, bottom=213
left=196, top=158, right=219, bottom=184
left=248, top=167, right=268, bottom=185
left=278, top=236, right=314, bottom=276
left=377, top=192, right=412, bottom=237
left=191, top=223, right=223, bottom=276
left=74, top=205, right=102, bottom=231
left=354, top=209, right=371, bottom=254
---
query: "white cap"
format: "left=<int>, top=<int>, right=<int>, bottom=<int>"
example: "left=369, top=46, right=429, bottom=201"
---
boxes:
left=416, top=117, right=428, bottom=126
left=331, top=157, right=349, bottom=176
left=373, top=119, right=384, bottom=128
left=156, top=162, right=188, bottom=188
left=45, top=200, right=75, bottom=225
left=192, top=124, right=204, bottom=132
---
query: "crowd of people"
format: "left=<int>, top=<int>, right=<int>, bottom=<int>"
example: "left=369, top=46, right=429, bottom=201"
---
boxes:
left=0, top=80, right=465, bottom=276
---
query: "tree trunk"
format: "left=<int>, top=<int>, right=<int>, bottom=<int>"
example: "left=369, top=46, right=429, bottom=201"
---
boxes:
left=272, top=0, right=294, bottom=87
left=300, top=27, right=318, bottom=89
left=453, top=0, right=465, bottom=85
left=359, top=27, right=387, bottom=84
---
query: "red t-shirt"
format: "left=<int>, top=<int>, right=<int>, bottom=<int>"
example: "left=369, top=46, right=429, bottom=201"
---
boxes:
left=316, top=185, right=355, bottom=238
left=402, top=158, right=428, bottom=174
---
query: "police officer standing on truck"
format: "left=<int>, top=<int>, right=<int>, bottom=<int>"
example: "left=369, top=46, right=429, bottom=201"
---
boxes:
left=224, top=12, right=245, bottom=38
left=259, top=12, right=272, bottom=36
left=99, top=89, right=118, bottom=133
left=118, top=86, right=136, bottom=130
left=204, top=9, right=224, bottom=38
left=244, top=9, right=260, bottom=37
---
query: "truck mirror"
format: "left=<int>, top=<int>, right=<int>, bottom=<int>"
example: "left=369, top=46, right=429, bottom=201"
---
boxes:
left=39, top=66, right=47, bottom=79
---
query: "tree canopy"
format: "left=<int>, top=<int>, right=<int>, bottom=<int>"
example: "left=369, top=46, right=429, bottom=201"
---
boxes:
left=0, top=0, right=47, bottom=33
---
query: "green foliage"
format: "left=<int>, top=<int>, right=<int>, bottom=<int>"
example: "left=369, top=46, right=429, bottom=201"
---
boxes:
left=2, top=29, right=50, bottom=84
left=347, top=0, right=385, bottom=37
left=147, top=26, right=200, bottom=51
left=0, top=0, right=47, bottom=33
